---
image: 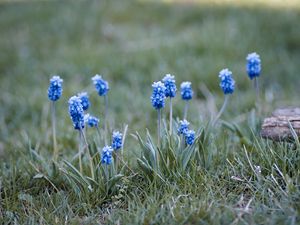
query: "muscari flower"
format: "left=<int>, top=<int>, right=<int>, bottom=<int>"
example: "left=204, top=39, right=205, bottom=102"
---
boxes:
left=219, top=69, right=235, bottom=95
left=92, top=74, right=109, bottom=96
left=84, top=114, right=99, bottom=128
left=185, top=129, right=195, bottom=145
left=68, top=96, right=84, bottom=130
left=177, top=119, right=190, bottom=135
left=246, top=52, right=261, bottom=79
left=101, top=145, right=113, bottom=165
left=162, top=74, right=176, bottom=98
left=48, top=75, right=63, bottom=101
left=112, top=131, right=123, bottom=150
left=180, top=82, right=193, bottom=100
left=78, top=92, right=90, bottom=111
left=151, top=81, right=166, bottom=110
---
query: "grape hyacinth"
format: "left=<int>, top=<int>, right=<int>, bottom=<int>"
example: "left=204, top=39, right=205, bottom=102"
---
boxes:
left=112, top=131, right=123, bottom=150
left=78, top=92, right=90, bottom=111
left=48, top=75, right=63, bottom=101
left=213, top=69, right=235, bottom=126
left=246, top=52, right=261, bottom=80
left=68, top=96, right=85, bottom=130
left=219, top=69, right=235, bottom=95
left=48, top=75, right=63, bottom=160
left=101, top=146, right=113, bottom=165
left=84, top=114, right=99, bottom=128
left=162, top=74, right=176, bottom=98
left=185, top=130, right=195, bottom=145
left=151, top=81, right=166, bottom=110
left=246, top=52, right=262, bottom=111
left=92, top=74, right=109, bottom=144
left=180, top=82, right=193, bottom=119
left=162, top=74, right=176, bottom=135
left=92, top=74, right=109, bottom=96
left=151, top=81, right=166, bottom=150
left=177, top=119, right=190, bottom=135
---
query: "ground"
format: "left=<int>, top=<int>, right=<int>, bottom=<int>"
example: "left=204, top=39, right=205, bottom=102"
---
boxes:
left=0, top=0, right=300, bottom=224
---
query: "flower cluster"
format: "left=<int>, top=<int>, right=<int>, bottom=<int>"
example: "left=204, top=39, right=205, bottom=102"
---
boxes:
left=68, top=96, right=84, bottom=130
left=92, top=74, right=109, bottom=96
left=185, top=130, right=195, bottom=145
left=162, top=74, right=176, bottom=98
left=48, top=75, right=63, bottom=101
left=219, top=69, right=235, bottom=95
left=78, top=92, right=90, bottom=111
left=177, top=120, right=195, bottom=145
left=246, top=52, right=261, bottom=79
left=151, top=81, right=166, bottom=109
left=180, top=82, right=193, bottom=100
left=84, top=114, right=99, bottom=128
left=112, top=131, right=123, bottom=150
left=101, top=146, right=113, bottom=165
left=177, top=120, right=190, bottom=135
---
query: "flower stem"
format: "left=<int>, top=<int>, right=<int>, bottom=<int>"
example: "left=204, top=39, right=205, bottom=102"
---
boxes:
left=169, top=98, right=173, bottom=135
left=212, top=95, right=229, bottom=126
left=157, top=109, right=161, bottom=164
left=104, top=95, right=108, bottom=145
left=254, top=77, right=261, bottom=113
left=51, top=102, right=58, bottom=160
left=81, top=129, right=95, bottom=180
left=184, top=101, right=189, bottom=120
left=78, top=131, right=83, bottom=174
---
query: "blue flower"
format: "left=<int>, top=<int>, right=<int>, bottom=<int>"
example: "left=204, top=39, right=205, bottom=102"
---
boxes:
left=246, top=52, right=261, bottom=79
left=78, top=92, right=90, bottom=111
left=180, top=82, right=193, bottom=100
left=151, top=81, right=166, bottom=110
left=68, top=96, right=84, bottom=130
left=84, top=114, right=99, bottom=128
left=162, top=74, right=176, bottom=98
left=48, top=75, right=63, bottom=101
left=219, top=69, right=235, bottom=94
left=185, top=130, right=195, bottom=145
left=92, top=74, right=109, bottom=96
left=112, top=131, right=123, bottom=150
left=101, top=146, right=113, bottom=165
left=177, top=119, right=190, bottom=135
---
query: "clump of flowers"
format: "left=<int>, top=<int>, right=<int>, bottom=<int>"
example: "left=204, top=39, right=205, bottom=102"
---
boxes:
left=162, top=74, right=176, bottom=98
left=213, top=69, right=235, bottom=126
left=219, top=69, right=235, bottom=95
left=162, top=74, right=176, bottom=135
left=246, top=52, right=261, bottom=79
left=92, top=74, right=109, bottom=96
left=177, top=119, right=190, bottom=135
left=78, top=92, right=90, bottom=111
left=180, top=81, right=193, bottom=119
left=112, top=131, right=123, bottom=151
left=48, top=75, right=63, bottom=159
left=84, top=114, right=99, bottom=128
left=185, top=130, right=195, bottom=145
left=68, top=96, right=85, bottom=130
left=48, top=75, right=63, bottom=101
left=151, top=81, right=166, bottom=159
left=92, top=74, right=110, bottom=144
left=151, top=81, right=166, bottom=110
left=246, top=52, right=262, bottom=111
left=101, top=146, right=113, bottom=165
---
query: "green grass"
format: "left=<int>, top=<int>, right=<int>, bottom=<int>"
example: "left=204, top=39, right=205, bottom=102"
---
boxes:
left=1, top=0, right=300, bottom=224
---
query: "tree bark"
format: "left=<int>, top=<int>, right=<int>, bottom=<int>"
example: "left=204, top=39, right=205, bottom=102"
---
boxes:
left=261, top=107, right=300, bottom=141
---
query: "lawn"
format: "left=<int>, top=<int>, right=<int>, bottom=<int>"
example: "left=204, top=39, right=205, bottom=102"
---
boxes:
left=0, top=0, right=300, bottom=224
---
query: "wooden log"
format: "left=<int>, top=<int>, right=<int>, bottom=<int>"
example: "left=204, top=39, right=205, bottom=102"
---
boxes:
left=261, top=107, right=300, bottom=141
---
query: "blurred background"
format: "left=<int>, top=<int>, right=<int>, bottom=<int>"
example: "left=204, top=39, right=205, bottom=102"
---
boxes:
left=0, top=0, right=300, bottom=157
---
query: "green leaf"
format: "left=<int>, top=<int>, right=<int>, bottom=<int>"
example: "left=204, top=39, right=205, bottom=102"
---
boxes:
left=107, top=174, right=124, bottom=190
left=63, top=160, right=92, bottom=191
